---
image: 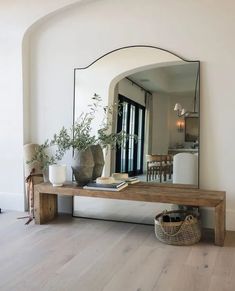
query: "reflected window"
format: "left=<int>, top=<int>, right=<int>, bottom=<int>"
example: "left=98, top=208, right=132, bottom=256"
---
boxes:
left=116, top=95, right=145, bottom=176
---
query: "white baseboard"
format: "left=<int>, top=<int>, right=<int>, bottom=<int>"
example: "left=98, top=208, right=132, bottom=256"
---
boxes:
left=0, top=192, right=73, bottom=214
left=225, top=209, right=235, bottom=231
left=200, top=207, right=235, bottom=231
left=0, top=192, right=24, bottom=211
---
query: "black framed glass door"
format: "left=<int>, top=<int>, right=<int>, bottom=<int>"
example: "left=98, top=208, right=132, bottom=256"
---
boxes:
left=116, top=94, right=145, bottom=176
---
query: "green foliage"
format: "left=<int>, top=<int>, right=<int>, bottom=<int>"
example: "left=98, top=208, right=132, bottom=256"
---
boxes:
left=98, top=129, right=124, bottom=149
left=27, top=93, right=137, bottom=168
left=97, top=100, right=137, bottom=150
left=26, top=140, right=57, bottom=170
left=51, top=126, right=71, bottom=159
left=71, top=117, right=96, bottom=151
left=97, top=101, right=119, bottom=149
left=52, top=94, right=100, bottom=152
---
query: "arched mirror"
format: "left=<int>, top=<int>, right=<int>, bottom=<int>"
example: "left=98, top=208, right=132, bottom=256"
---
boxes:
left=73, top=46, right=200, bottom=223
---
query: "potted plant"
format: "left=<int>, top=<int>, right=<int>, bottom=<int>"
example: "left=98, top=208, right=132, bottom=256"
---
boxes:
left=28, top=107, right=97, bottom=186
left=27, top=125, right=71, bottom=181
left=26, top=140, right=59, bottom=182
left=29, top=94, right=135, bottom=186
left=52, top=94, right=130, bottom=184
left=52, top=95, right=99, bottom=185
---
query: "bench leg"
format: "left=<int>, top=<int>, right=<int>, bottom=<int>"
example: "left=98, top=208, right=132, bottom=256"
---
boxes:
left=214, top=200, right=226, bottom=246
left=34, top=190, right=58, bottom=224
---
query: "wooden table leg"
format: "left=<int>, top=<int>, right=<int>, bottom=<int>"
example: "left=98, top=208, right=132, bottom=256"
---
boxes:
left=214, top=200, right=226, bottom=246
left=34, top=190, right=58, bottom=224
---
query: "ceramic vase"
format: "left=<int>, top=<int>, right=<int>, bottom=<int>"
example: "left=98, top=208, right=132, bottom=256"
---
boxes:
left=90, top=144, right=105, bottom=180
left=72, top=148, right=94, bottom=186
left=49, top=164, right=67, bottom=187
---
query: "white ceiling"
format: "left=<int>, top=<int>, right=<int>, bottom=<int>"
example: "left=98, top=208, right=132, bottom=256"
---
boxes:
left=128, top=62, right=199, bottom=95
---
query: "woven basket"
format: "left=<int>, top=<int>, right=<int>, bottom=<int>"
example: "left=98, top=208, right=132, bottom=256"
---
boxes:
left=154, top=210, right=201, bottom=246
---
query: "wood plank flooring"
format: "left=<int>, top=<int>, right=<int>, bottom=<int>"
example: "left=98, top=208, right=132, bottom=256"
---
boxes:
left=0, top=211, right=235, bottom=291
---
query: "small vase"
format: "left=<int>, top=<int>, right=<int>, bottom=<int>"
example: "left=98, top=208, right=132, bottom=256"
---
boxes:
left=90, top=144, right=105, bottom=180
left=49, top=164, right=67, bottom=187
left=72, top=148, right=94, bottom=186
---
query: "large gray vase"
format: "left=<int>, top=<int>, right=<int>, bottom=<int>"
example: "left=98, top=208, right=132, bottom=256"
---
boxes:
left=72, top=148, right=94, bottom=186
left=90, top=144, right=105, bottom=180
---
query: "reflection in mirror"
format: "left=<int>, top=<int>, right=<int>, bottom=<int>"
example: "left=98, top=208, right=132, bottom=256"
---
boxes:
left=73, top=46, right=200, bottom=224
left=114, top=63, right=199, bottom=185
left=74, top=46, right=200, bottom=187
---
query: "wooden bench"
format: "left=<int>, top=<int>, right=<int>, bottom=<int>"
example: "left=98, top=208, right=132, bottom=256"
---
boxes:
left=34, top=182, right=226, bottom=246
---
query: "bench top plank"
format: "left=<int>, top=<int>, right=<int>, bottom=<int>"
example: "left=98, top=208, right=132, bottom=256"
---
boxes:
left=35, top=182, right=225, bottom=207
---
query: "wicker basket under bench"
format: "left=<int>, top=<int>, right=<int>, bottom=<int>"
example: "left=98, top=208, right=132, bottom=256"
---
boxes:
left=155, top=210, right=202, bottom=246
left=34, top=182, right=226, bottom=246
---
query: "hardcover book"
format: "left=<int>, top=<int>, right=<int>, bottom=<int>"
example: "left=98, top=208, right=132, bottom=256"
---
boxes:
left=83, top=181, right=128, bottom=191
left=114, top=177, right=140, bottom=185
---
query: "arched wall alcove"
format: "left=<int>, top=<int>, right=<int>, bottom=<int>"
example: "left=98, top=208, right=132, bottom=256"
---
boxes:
left=22, top=0, right=85, bottom=145
left=16, top=0, right=235, bottom=230
left=0, top=0, right=84, bottom=211
left=21, top=0, right=89, bottom=212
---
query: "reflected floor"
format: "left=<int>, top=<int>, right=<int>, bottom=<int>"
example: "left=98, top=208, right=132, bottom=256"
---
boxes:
left=74, top=174, right=173, bottom=224
left=73, top=197, right=173, bottom=225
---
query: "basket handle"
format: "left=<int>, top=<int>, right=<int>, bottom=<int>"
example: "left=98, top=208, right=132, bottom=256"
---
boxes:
left=155, top=209, right=195, bottom=220
left=158, top=215, right=194, bottom=237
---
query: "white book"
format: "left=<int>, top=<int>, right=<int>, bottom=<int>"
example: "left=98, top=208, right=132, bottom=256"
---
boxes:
left=114, top=177, right=140, bottom=185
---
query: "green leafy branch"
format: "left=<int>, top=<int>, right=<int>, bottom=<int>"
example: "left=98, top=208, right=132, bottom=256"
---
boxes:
left=27, top=94, right=138, bottom=168
left=26, top=140, right=57, bottom=170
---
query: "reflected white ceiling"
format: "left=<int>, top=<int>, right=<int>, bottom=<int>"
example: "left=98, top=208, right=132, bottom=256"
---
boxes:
left=128, top=62, right=198, bottom=95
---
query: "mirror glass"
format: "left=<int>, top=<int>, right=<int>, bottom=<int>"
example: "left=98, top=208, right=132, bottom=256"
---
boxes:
left=73, top=46, right=200, bottom=223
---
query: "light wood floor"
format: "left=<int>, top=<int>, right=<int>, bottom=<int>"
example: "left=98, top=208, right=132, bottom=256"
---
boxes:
left=1, top=211, right=235, bottom=291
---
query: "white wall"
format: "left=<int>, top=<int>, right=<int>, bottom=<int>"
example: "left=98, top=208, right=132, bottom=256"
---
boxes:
left=150, top=92, right=197, bottom=154
left=151, top=93, right=169, bottom=154
left=118, top=78, right=146, bottom=107
left=1, top=0, right=235, bottom=229
left=168, top=94, right=195, bottom=148
left=0, top=0, right=81, bottom=210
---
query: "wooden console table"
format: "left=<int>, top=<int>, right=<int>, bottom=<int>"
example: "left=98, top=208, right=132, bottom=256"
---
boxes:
left=34, top=182, right=226, bottom=246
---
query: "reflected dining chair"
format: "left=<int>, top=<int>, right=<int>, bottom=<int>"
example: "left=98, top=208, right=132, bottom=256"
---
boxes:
left=161, top=154, right=173, bottom=181
left=146, top=154, right=173, bottom=182
left=146, top=155, right=162, bottom=182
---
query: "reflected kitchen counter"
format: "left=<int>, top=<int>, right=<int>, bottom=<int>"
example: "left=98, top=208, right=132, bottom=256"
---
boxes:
left=168, top=148, right=198, bottom=155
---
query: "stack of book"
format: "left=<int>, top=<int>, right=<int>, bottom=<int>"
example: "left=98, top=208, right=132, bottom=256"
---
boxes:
left=121, top=177, right=139, bottom=184
left=83, top=180, right=128, bottom=191
left=112, top=173, right=139, bottom=185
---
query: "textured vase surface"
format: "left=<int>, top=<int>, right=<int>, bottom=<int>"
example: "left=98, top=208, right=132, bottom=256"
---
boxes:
left=90, top=144, right=105, bottom=180
left=72, top=148, right=94, bottom=186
